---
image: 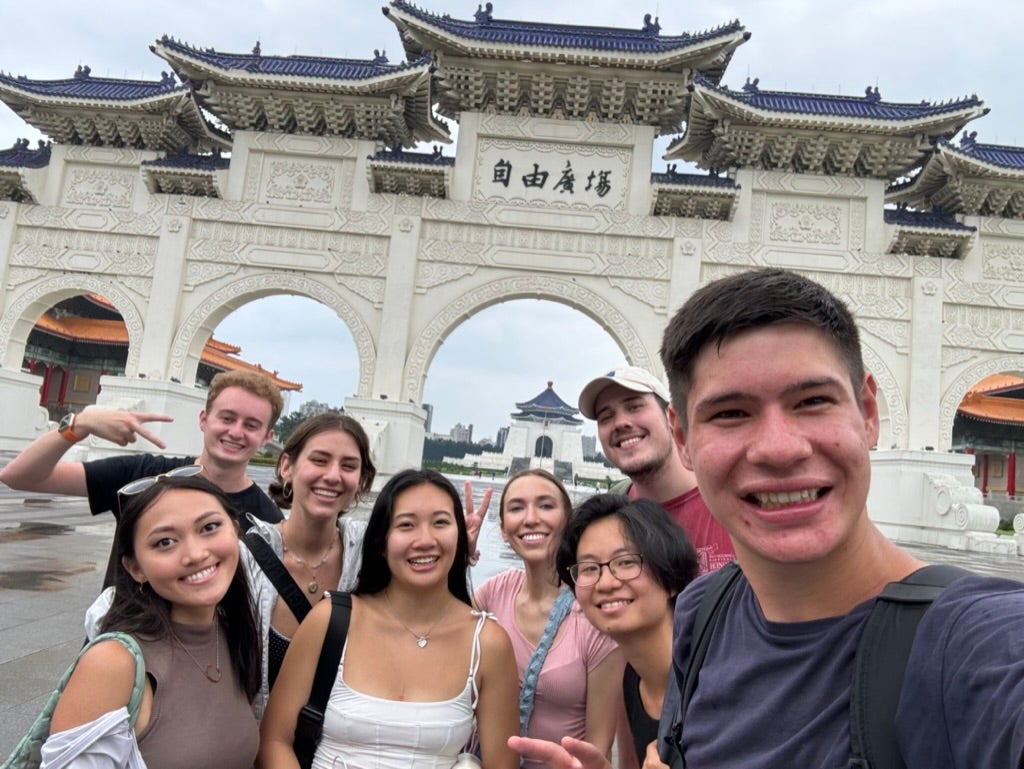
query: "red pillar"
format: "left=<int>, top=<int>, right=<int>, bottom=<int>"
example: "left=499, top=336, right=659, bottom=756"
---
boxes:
left=39, top=362, right=54, bottom=406
left=1009, top=452, right=1017, bottom=498
left=57, top=368, right=70, bottom=407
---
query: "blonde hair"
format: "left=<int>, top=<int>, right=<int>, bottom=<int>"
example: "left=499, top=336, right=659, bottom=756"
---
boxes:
left=206, top=371, right=284, bottom=427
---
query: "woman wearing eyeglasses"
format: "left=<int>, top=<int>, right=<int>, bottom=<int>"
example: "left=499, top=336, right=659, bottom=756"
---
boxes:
left=508, top=494, right=699, bottom=769
left=258, top=468, right=520, bottom=769
left=242, top=412, right=376, bottom=719
left=39, top=472, right=261, bottom=768
left=474, top=470, right=622, bottom=767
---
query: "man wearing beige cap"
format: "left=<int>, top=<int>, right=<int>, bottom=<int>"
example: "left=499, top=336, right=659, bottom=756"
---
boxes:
left=578, top=366, right=734, bottom=573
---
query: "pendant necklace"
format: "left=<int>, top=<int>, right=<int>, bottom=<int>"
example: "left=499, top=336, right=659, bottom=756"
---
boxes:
left=282, top=524, right=337, bottom=594
left=170, top=620, right=222, bottom=683
left=384, top=590, right=452, bottom=649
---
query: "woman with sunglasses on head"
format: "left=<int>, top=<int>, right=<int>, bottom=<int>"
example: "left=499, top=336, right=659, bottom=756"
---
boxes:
left=474, top=470, right=622, bottom=767
left=258, top=468, right=520, bottom=769
left=509, top=494, right=699, bottom=769
left=241, top=412, right=376, bottom=719
left=39, top=472, right=261, bottom=768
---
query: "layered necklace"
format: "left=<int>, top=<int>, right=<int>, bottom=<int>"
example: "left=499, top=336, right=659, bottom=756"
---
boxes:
left=383, top=591, right=453, bottom=649
left=170, top=621, right=222, bottom=683
left=281, top=523, right=337, bottom=594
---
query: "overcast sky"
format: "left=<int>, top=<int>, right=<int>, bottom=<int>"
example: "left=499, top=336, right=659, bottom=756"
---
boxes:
left=3, top=1, right=1022, bottom=440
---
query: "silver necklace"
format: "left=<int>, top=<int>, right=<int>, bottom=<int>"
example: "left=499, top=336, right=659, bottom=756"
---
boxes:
left=170, top=621, right=222, bottom=683
left=383, top=591, right=452, bottom=649
left=281, top=524, right=337, bottom=594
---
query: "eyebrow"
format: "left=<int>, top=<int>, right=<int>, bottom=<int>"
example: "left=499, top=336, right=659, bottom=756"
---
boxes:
left=145, top=510, right=224, bottom=537
left=693, top=376, right=846, bottom=412
left=575, top=545, right=635, bottom=561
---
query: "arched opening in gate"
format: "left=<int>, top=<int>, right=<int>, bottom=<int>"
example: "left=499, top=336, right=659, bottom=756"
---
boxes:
left=950, top=370, right=1024, bottom=530
left=19, top=293, right=129, bottom=421
left=211, top=295, right=361, bottom=443
left=421, top=299, right=627, bottom=484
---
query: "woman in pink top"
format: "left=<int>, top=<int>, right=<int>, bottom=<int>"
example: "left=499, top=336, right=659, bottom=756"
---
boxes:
left=475, top=469, right=622, bottom=768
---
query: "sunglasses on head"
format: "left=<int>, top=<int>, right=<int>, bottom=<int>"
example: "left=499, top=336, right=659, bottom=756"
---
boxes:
left=117, top=464, right=205, bottom=499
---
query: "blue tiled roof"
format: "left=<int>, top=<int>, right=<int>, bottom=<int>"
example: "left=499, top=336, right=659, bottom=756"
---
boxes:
left=370, top=147, right=454, bottom=166
left=0, top=66, right=183, bottom=101
left=143, top=150, right=229, bottom=171
left=0, top=139, right=51, bottom=168
left=693, top=73, right=984, bottom=121
left=650, top=168, right=736, bottom=187
left=515, top=383, right=580, bottom=417
left=883, top=207, right=975, bottom=232
left=387, top=0, right=743, bottom=54
left=155, top=36, right=432, bottom=80
left=947, top=132, right=1024, bottom=170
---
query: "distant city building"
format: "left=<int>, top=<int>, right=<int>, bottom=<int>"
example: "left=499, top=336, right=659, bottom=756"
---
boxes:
left=422, top=403, right=434, bottom=433
left=582, top=435, right=597, bottom=458
left=451, top=422, right=473, bottom=443
left=496, top=426, right=509, bottom=452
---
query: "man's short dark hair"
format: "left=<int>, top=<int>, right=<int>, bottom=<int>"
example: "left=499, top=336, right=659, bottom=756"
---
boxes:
left=660, top=269, right=865, bottom=423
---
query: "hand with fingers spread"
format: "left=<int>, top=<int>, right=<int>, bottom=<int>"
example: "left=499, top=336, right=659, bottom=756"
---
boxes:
left=508, top=736, right=612, bottom=769
left=464, top=480, right=492, bottom=561
left=75, top=408, right=173, bottom=449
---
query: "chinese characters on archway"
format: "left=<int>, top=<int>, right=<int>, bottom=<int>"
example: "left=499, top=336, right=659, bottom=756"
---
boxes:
left=492, top=158, right=613, bottom=198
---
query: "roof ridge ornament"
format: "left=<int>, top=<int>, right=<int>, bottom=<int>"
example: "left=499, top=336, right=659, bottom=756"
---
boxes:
left=373, top=49, right=390, bottom=64
left=74, top=64, right=91, bottom=80
left=252, top=40, right=261, bottom=56
left=960, top=130, right=978, bottom=150
left=642, top=13, right=661, bottom=35
left=743, top=76, right=759, bottom=93
left=159, top=71, right=176, bottom=88
left=864, top=85, right=881, bottom=103
left=475, top=2, right=493, bottom=23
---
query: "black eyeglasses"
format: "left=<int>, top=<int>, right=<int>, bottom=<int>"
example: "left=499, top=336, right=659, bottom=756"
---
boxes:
left=117, top=465, right=205, bottom=499
left=568, top=553, right=644, bottom=587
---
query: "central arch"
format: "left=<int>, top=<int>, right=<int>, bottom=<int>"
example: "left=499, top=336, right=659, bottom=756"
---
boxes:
left=168, top=272, right=377, bottom=394
left=402, top=276, right=656, bottom=403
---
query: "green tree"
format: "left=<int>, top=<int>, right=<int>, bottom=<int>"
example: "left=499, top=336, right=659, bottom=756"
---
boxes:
left=275, top=399, right=341, bottom=444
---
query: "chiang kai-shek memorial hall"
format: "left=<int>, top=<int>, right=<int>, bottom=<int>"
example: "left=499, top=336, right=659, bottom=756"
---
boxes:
left=0, top=1, right=1023, bottom=554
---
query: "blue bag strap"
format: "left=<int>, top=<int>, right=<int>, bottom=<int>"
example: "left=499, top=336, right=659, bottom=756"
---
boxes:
left=519, top=587, right=575, bottom=738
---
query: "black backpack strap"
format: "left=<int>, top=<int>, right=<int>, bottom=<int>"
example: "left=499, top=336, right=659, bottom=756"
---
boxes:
left=243, top=530, right=312, bottom=623
left=848, top=565, right=972, bottom=769
left=294, top=591, right=352, bottom=769
left=661, top=561, right=744, bottom=769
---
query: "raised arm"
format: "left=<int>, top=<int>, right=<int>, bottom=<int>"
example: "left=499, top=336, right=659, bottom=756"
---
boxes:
left=464, top=480, right=493, bottom=558
left=0, top=409, right=172, bottom=495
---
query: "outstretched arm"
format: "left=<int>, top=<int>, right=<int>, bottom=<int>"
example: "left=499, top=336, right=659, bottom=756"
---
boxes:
left=0, top=409, right=172, bottom=495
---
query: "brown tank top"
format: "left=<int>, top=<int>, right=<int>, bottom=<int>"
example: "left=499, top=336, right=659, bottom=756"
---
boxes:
left=136, top=621, right=258, bottom=769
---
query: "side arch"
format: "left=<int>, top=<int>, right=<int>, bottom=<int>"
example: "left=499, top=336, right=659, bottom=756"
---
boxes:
left=940, top=353, right=1024, bottom=448
left=861, top=344, right=906, bottom=450
left=402, top=276, right=656, bottom=403
left=167, top=272, right=377, bottom=395
left=0, top=275, right=145, bottom=374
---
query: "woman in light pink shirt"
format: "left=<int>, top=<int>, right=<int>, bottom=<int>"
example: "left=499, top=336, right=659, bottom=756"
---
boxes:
left=475, top=469, right=622, bottom=768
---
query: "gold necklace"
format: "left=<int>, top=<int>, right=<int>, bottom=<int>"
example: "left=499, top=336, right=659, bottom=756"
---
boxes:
left=170, top=621, right=222, bottom=683
left=281, top=524, right=337, bottom=594
left=383, top=591, right=452, bottom=649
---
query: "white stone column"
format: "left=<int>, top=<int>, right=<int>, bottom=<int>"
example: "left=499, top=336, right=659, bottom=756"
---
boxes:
left=906, top=275, right=945, bottom=450
left=0, top=200, right=17, bottom=307
left=625, top=125, right=655, bottom=216
left=0, top=369, right=51, bottom=451
left=450, top=112, right=480, bottom=202
left=135, top=198, right=192, bottom=380
left=344, top=396, right=426, bottom=485
left=371, top=214, right=421, bottom=401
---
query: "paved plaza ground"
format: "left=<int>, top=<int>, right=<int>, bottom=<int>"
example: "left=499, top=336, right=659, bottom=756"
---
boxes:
left=1, top=468, right=1021, bottom=754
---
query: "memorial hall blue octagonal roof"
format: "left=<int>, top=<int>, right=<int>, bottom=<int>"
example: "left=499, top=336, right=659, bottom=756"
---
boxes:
left=513, top=382, right=582, bottom=425
left=690, top=73, right=984, bottom=121
left=155, top=36, right=431, bottom=80
left=386, top=0, right=743, bottom=53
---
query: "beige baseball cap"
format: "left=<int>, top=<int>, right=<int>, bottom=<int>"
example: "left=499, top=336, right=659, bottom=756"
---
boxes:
left=578, top=366, right=671, bottom=420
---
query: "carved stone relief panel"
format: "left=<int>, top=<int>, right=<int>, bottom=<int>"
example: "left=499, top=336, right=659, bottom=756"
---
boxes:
left=983, top=240, right=1024, bottom=282
left=262, top=158, right=338, bottom=207
left=607, top=277, right=668, bottom=313
left=767, top=199, right=844, bottom=246
left=861, top=344, right=906, bottom=446
left=63, top=167, right=135, bottom=209
left=11, top=228, right=156, bottom=276
left=415, top=263, right=479, bottom=291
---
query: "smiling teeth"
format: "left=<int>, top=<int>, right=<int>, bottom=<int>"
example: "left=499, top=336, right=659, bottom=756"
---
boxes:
left=599, top=600, right=630, bottom=610
left=410, top=556, right=438, bottom=564
left=752, top=489, right=821, bottom=509
left=312, top=489, right=340, bottom=498
left=618, top=437, right=642, bottom=448
left=184, top=565, right=215, bottom=583
left=521, top=533, right=545, bottom=542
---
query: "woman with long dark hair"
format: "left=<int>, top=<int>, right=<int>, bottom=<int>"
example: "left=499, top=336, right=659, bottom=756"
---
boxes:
left=258, top=468, right=520, bottom=769
left=40, top=472, right=261, bottom=767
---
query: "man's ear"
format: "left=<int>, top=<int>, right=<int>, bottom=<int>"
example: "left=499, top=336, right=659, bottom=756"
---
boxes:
left=261, top=428, right=274, bottom=448
left=198, top=409, right=208, bottom=432
left=668, top=404, right=694, bottom=471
